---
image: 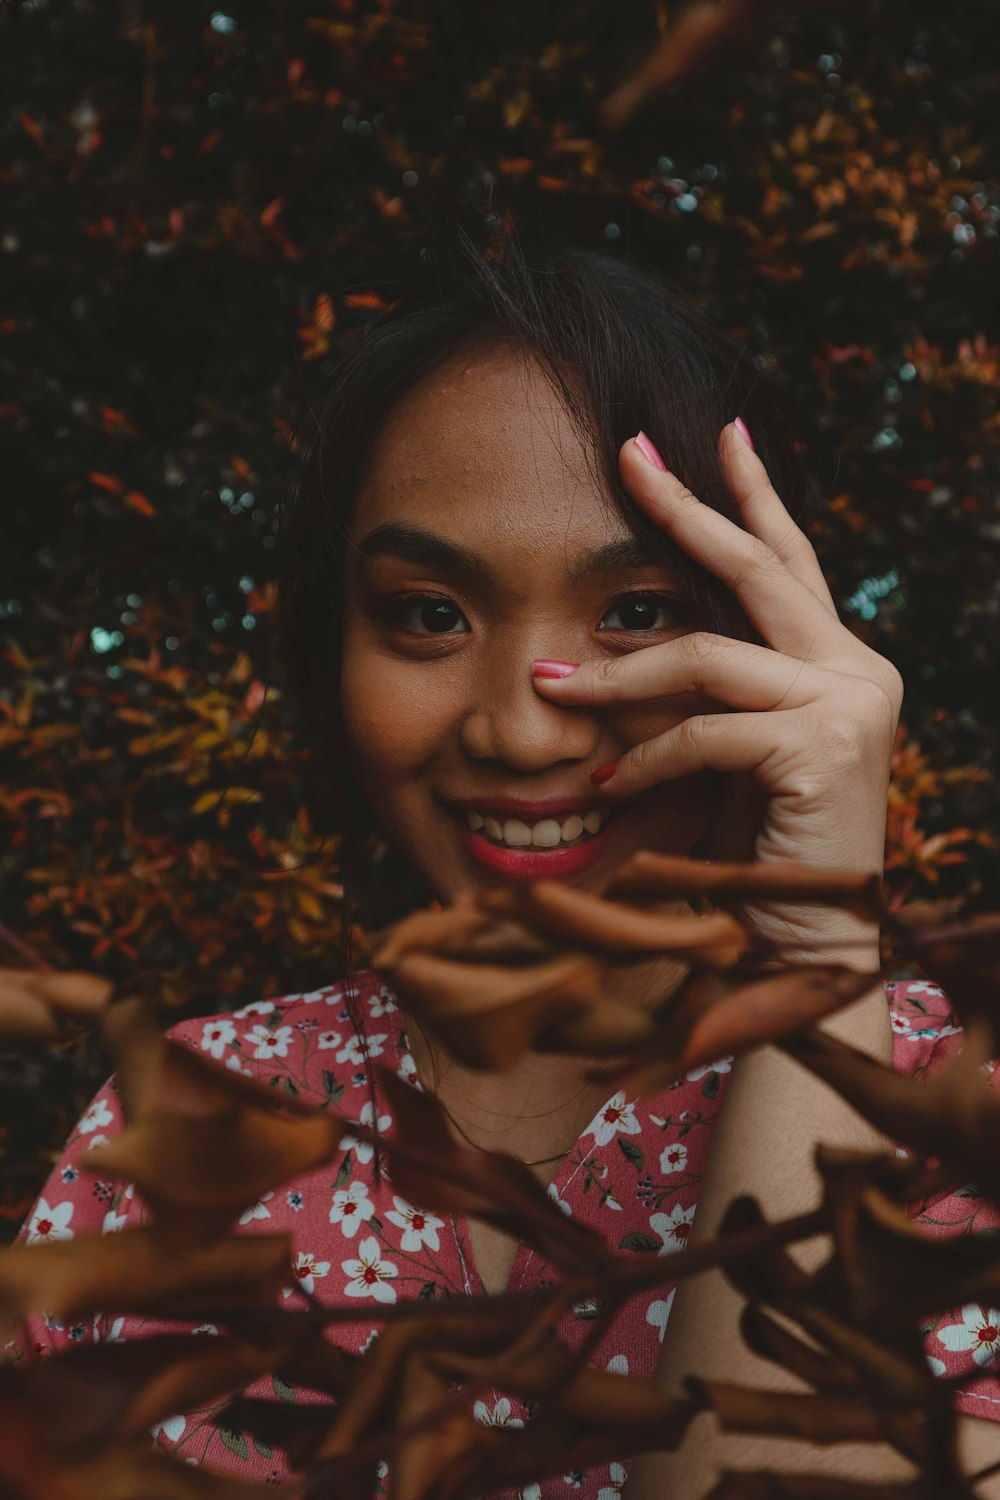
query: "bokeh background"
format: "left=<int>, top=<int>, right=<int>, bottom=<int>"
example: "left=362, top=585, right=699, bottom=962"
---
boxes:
left=2, top=0, right=998, bottom=1240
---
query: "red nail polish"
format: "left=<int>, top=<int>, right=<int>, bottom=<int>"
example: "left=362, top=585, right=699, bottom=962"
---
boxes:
left=633, top=431, right=668, bottom=472
left=590, top=762, right=618, bottom=787
left=532, top=660, right=579, bottom=679
left=734, top=416, right=755, bottom=451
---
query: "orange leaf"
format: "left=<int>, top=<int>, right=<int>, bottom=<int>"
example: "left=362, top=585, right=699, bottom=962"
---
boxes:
left=88, top=471, right=123, bottom=495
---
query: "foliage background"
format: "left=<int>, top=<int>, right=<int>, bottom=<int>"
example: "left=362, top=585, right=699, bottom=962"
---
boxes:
left=1, top=0, right=998, bottom=1240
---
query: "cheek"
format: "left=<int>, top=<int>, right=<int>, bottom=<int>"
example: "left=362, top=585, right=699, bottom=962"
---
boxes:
left=339, top=638, right=453, bottom=799
left=606, top=689, right=715, bottom=751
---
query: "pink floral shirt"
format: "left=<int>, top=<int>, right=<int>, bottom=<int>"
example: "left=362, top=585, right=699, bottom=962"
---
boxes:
left=12, top=972, right=1000, bottom=1493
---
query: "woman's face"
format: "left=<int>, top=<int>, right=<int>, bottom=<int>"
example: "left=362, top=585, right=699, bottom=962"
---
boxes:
left=341, top=345, right=717, bottom=903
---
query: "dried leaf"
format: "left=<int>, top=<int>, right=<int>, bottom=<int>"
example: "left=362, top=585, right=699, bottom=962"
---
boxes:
left=607, top=852, right=885, bottom=923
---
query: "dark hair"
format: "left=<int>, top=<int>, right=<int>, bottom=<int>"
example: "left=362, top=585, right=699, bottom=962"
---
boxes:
left=276, top=222, right=815, bottom=968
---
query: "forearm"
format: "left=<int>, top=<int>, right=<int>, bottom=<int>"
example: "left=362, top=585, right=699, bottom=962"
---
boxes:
left=625, top=975, right=906, bottom=1497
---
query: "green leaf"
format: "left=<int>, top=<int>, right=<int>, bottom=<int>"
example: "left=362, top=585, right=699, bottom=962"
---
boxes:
left=955, top=1184, right=983, bottom=1199
left=323, top=1070, right=344, bottom=1104
left=282, top=1076, right=300, bottom=1098
left=617, top=1136, right=644, bottom=1172
left=333, top=1152, right=353, bottom=1189
left=418, top=1280, right=439, bottom=1301
left=219, top=1427, right=250, bottom=1461
left=252, top=1438, right=274, bottom=1460
left=701, top=1071, right=721, bottom=1100
left=272, top=1377, right=296, bottom=1403
left=619, top=1230, right=662, bottom=1253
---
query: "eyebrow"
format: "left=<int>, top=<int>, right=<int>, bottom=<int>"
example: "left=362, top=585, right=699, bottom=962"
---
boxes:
left=355, top=521, right=674, bottom=586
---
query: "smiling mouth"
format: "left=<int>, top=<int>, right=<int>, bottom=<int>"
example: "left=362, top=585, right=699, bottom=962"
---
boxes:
left=460, top=807, right=609, bottom=850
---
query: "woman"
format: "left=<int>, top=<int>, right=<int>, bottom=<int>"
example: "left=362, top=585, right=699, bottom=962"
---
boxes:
left=13, top=230, right=1000, bottom=1495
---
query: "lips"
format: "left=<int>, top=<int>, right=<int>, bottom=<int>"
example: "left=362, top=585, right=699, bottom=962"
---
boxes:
left=452, top=810, right=617, bottom=876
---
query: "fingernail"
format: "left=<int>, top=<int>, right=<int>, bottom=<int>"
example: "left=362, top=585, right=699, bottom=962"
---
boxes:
left=532, top=660, right=579, bottom=679
left=590, top=761, right=618, bottom=787
left=733, top=417, right=755, bottom=451
left=633, top=431, right=668, bottom=472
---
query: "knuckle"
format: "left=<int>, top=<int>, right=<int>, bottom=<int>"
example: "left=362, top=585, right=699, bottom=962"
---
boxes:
left=823, top=715, right=866, bottom=763
left=725, top=536, right=776, bottom=591
left=682, top=630, right=719, bottom=666
left=676, top=714, right=708, bottom=754
left=591, top=657, right=620, bottom=694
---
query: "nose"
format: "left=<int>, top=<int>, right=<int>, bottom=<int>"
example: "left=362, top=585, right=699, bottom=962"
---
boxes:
left=459, top=652, right=597, bottom=773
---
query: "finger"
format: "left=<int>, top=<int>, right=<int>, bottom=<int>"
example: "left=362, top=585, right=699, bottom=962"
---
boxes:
left=533, top=633, right=827, bottom=713
left=620, top=434, right=848, bottom=663
left=592, top=709, right=800, bottom=799
left=719, top=420, right=837, bottom=613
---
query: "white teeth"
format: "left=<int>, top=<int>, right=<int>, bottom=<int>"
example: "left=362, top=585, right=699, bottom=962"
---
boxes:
left=503, top=819, right=533, bottom=847
left=531, top=819, right=562, bottom=848
left=465, top=808, right=607, bottom=848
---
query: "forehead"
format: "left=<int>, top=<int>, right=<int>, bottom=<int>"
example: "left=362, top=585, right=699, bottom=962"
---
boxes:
left=350, top=344, right=629, bottom=552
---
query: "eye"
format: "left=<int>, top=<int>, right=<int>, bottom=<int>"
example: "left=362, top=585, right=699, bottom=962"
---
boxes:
left=390, top=595, right=471, bottom=635
left=598, top=592, right=685, bottom=633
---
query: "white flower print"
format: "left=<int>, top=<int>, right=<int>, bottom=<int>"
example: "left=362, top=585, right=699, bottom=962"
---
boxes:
left=335, top=1032, right=388, bottom=1066
left=84, top=1133, right=108, bottom=1151
left=889, top=1011, right=911, bottom=1035
left=238, top=1191, right=274, bottom=1225
left=684, top=1058, right=732, bottom=1083
left=94, top=1315, right=125, bottom=1345
left=547, top=1183, right=572, bottom=1217
left=606, top=1354, right=628, bottom=1375
left=597, top=1462, right=628, bottom=1500
left=101, top=1183, right=133, bottom=1236
left=243, top=1022, right=294, bottom=1061
left=906, top=1023, right=961, bottom=1043
left=329, top=1181, right=376, bottom=1237
left=397, top=1053, right=418, bottom=1084
left=586, top=1092, right=640, bottom=1148
left=646, top=1291, right=676, bottom=1343
left=27, top=1198, right=74, bottom=1244
left=649, top=1202, right=696, bottom=1254
left=294, top=985, right=340, bottom=1005
left=340, top=1102, right=393, bottom=1165
left=225, top=1053, right=254, bottom=1076
left=232, top=998, right=280, bottom=1019
left=936, top=1304, right=1000, bottom=1368
left=78, top=1098, right=114, bottom=1135
left=199, top=1017, right=237, bottom=1059
left=285, top=1251, right=331, bottom=1297
left=369, top=986, right=398, bottom=1018
left=151, top=1414, right=186, bottom=1444
left=317, top=1029, right=343, bottom=1051
left=474, top=1396, right=523, bottom=1428
left=659, top=1141, right=688, bottom=1175
left=926, top=1354, right=947, bottom=1377
left=287, top=1190, right=304, bottom=1212
left=903, top=981, right=944, bottom=997
left=342, top=1236, right=398, bottom=1303
left=386, top=1195, right=444, bottom=1252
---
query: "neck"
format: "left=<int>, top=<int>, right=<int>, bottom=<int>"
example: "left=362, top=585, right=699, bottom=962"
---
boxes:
left=403, top=950, right=688, bottom=1179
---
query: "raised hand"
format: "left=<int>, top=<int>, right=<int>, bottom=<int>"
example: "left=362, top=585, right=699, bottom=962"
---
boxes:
left=533, top=423, right=902, bottom=965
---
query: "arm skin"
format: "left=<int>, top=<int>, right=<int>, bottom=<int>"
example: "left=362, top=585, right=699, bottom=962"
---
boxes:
left=624, top=975, right=1000, bottom=1498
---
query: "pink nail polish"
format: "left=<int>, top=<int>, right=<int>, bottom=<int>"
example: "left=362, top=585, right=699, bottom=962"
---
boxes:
left=590, top=761, right=618, bottom=787
left=533, top=660, right=579, bottom=679
left=734, top=417, right=755, bottom=451
left=633, top=431, right=668, bottom=472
